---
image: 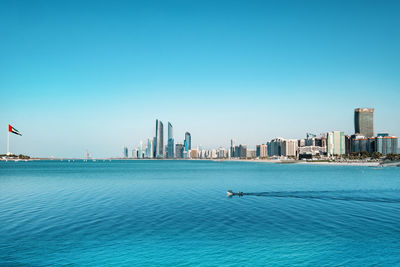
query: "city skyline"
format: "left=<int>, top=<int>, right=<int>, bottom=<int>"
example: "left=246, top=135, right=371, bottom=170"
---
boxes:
left=126, top=107, right=397, bottom=160
left=1, top=0, right=400, bottom=158
left=3, top=104, right=400, bottom=158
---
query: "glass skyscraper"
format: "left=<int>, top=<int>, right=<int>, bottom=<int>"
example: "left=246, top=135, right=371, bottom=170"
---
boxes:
left=184, top=132, right=191, bottom=152
left=146, top=138, right=153, bottom=158
left=354, top=108, right=374, bottom=137
left=167, top=122, right=174, bottom=158
left=155, top=119, right=164, bottom=158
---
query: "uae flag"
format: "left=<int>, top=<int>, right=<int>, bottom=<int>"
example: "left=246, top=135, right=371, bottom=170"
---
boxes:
left=9, top=124, right=22, bottom=136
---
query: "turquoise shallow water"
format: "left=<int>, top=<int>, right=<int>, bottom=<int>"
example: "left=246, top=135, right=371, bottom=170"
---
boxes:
left=1, top=160, right=400, bottom=266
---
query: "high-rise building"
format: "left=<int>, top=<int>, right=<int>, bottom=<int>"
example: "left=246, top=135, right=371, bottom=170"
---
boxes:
left=327, top=131, right=345, bottom=156
left=145, top=138, right=153, bottom=158
left=175, top=143, right=184, bottom=159
left=155, top=119, right=164, bottom=158
left=184, top=132, right=191, bottom=151
left=167, top=122, right=173, bottom=140
left=152, top=136, right=157, bottom=158
left=132, top=148, right=138, bottom=159
left=282, top=139, right=298, bottom=157
left=167, top=122, right=174, bottom=158
left=138, top=141, right=143, bottom=159
left=123, top=147, right=128, bottom=158
left=267, top=137, right=285, bottom=156
left=238, top=144, right=247, bottom=158
left=233, top=145, right=240, bottom=158
left=345, top=135, right=351, bottom=155
left=256, top=144, right=268, bottom=158
left=167, top=140, right=174, bottom=158
left=230, top=139, right=236, bottom=158
left=354, top=108, right=374, bottom=137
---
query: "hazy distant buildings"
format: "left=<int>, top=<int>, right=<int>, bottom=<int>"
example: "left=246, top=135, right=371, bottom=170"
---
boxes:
left=354, top=108, right=374, bottom=138
left=256, top=144, right=267, bottom=158
left=123, top=147, right=128, bottom=158
left=167, top=122, right=174, bottom=159
left=145, top=139, right=153, bottom=158
left=137, top=141, right=143, bottom=159
left=217, top=147, right=227, bottom=158
left=237, top=144, right=247, bottom=158
left=230, top=143, right=247, bottom=158
left=246, top=149, right=256, bottom=159
left=190, top=149, right=198, bottom=159
left=175, top=143, right=184, bottom=159
left=209, top=149, right=217, bottom=159
left=132, top=148, right=138, bottom=159
left=230, top=139, right=235, bottom=158
left=327, top=131, right=345, bottom=156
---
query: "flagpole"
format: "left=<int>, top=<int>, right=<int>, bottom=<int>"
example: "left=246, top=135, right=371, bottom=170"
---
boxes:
left=7, top=130, right=10, bottom=155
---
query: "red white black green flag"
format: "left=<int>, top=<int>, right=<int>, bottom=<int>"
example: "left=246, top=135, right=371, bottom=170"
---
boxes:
left=9, top=124, right=22, bottom=136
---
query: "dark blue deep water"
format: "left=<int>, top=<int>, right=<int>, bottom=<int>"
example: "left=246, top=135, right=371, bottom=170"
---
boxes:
left=1, top=160, right=400, bottom=266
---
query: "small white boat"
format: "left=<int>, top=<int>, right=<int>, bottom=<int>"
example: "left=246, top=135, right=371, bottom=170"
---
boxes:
left=227, top=190, right=234, bottom=197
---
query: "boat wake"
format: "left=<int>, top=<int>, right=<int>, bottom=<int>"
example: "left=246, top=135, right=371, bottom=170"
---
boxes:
left=229, top=190, right=400, bottom=203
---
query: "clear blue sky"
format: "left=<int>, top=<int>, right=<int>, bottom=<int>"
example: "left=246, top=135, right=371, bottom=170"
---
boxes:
left=1, top=0, right=399, bottom=158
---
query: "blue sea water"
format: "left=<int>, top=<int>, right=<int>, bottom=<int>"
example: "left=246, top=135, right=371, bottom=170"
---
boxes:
left=1, top=160, right=400, bottom=266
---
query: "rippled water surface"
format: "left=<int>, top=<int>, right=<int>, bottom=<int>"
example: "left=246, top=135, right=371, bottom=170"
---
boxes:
left=1, top=160, right=400, bottom=266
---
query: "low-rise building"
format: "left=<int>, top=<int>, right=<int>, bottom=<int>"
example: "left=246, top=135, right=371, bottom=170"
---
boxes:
left=190, top=149, right=198, bottom=159
left=298, top=146, right=326, bottom=159
left=246, top=149, right=257, bottom=159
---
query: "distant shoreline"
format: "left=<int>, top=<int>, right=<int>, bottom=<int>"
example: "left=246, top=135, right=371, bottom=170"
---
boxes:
left=0, top=157, right=391, bottom=167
